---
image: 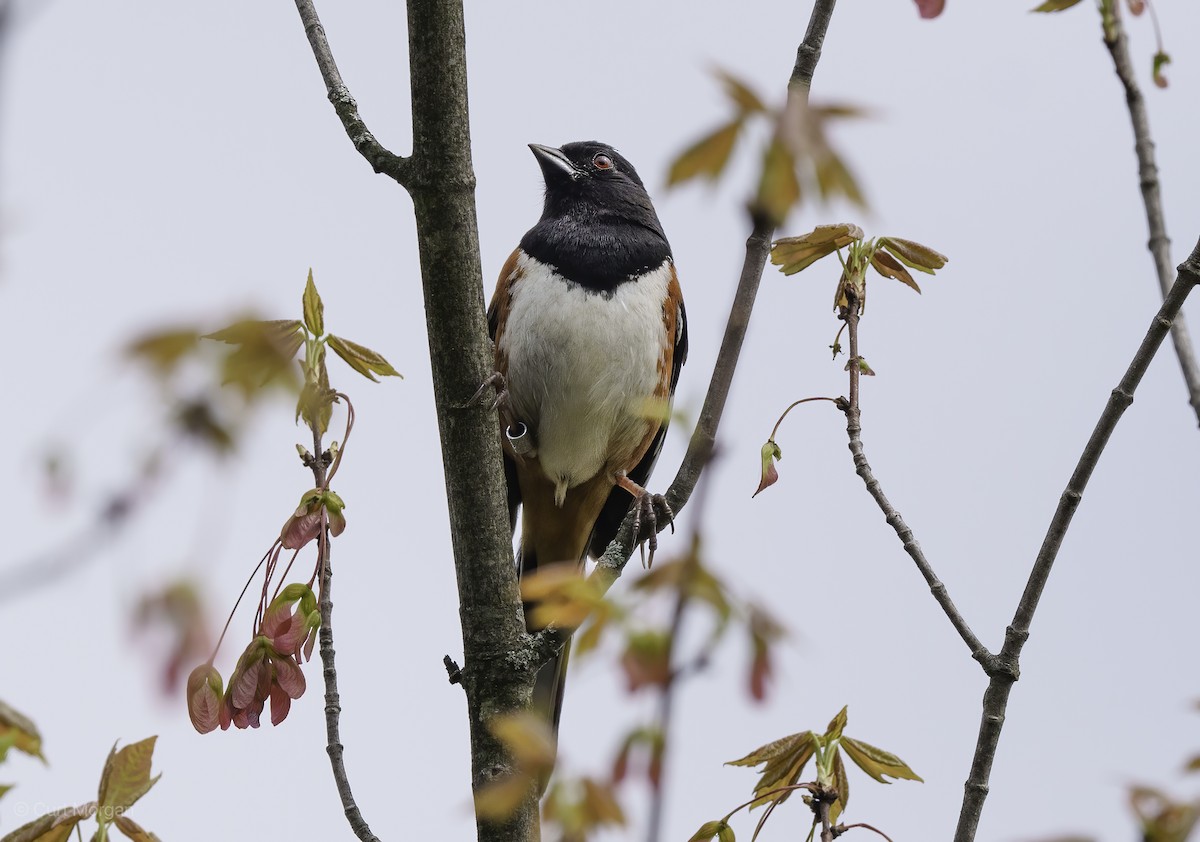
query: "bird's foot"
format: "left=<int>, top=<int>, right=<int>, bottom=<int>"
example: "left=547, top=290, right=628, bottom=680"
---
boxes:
left=615, top=473, right=675, bottom=568
left=466, top=371, right=509, bottom=412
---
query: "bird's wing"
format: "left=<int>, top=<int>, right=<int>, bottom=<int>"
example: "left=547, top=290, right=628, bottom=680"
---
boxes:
left=489, top=248, right=524, bottom=534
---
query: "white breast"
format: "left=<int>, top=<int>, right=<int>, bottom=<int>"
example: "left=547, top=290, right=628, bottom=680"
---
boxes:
left=501, top=251, right=670, bottom=504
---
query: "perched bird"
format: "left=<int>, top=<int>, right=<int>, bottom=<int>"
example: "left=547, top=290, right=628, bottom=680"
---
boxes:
left=487, top=141, right=688, bottom=740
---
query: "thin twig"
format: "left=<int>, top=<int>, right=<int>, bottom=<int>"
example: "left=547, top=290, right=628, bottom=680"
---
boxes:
left=646, top=468, right=716, bottom=842
left=835, top=822, right=894, bottom=842
left=817, top=795, right=834, bottom=842
left=292, top=0, right=411, bottom=184
left=308, top=418, right=380, bottom=842
left=840, top=298, right=991, bottom=665
left=952, top=238, right=1200, bottom=842
left=589, top=0, right=841, bottom=597
left=1102, top=3, right=1200, bottom=424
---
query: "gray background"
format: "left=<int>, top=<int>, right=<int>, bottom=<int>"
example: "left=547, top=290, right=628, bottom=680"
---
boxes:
left=3, top=2, right=1199, bottom=840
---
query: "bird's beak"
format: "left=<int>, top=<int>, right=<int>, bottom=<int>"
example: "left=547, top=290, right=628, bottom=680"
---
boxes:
left=529, top=143, right=580, bottom=181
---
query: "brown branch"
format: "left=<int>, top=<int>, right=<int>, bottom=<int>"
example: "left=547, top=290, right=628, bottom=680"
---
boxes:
left=308, top=413, right=380, bottom=842
left=841, top=299, right=991, bottom=665
left=952, top=237, right=1200, bottom=842
left=295, top=1, right=531, bottom=839
left=1101, top=4, right=1200, bottom=424
left=292, top=0, right=411, bottom=184
left=589, top=0, right=841, bottom=596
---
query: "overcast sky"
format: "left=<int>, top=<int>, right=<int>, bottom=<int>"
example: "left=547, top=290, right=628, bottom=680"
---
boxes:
left=4, top=2, right=1200, bottom=841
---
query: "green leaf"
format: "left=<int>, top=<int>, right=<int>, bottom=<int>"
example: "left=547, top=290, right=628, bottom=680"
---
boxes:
left=878, top=237, right=947, bottom=275
left=0, top=701, right=45, bottom=761
left=771, top=223, right=864, bottom=276
left=112, top=816, right=161, bottom=842
left=327, top=334, right=402, bottom=382
left=870, top=248, right=920, bottom=293
left=667, top=120, right=742, bottom=187
left=1152, top=51, right=1171, bottom=89
left=823, top=706, right=848, bottom=742
left=717, top=70, right=767, bottom=114
left=830, top=749, right=850, bottom=825
left=753, top=440, right=782, bottom=498
left=728, top=731, right=817, bottom=808
left=0, top=783, right=12, bottom=802
left=754, top=139, right=801, bottom=227
left=125, top=329, right=201, bottom=375
left=840, top=736, right=923, bottom=784
left=302, top=269, right=325, bottom=336
left=1, top=805, right=94, bottom=842
left=690, top=820, right=733, bottom=842
left=203, top=319, right=303, bottom=345
left=97, top=737, right=160, bottom=812
left=718, top=823, right=737, bottom=842
left=814, top=151, right=866, bottom=207
left=1031, top=0, right=1085, bottom=9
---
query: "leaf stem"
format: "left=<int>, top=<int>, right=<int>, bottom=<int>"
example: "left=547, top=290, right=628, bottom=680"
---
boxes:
left=769, top=397, right=841, bottom=443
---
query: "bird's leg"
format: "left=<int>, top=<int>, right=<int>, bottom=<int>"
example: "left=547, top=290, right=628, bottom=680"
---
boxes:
left=465, top=371, right=509, bottom=413
left=614, top=472, right=675, bottom=568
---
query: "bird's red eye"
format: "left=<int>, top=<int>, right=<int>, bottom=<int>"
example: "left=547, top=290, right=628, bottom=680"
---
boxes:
left=593, top=153, right=614, bottom=170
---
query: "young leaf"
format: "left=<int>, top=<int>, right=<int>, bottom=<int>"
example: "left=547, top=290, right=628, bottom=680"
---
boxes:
left=814, top=151, right=866, bottom=207
left=870, top=249, right=921, bottom=293
left=327, top=335, right=402, bottom=382
left=914, top=0, right=946, bottom=19
left=203, top=319, right=303, bottom=345
left=125, top=329, right=201, bottom=375
left=668, top=120, right=742, bottom=187
left=691, top=820, right=736, bottom=842
left=824, top=706, right=848, bottom=743
left=489, top=712, right=557, bottom=774
left=840, top=736, right=924, bottom=783
left=717, top=70, right=767, bottom=114
left=0, top=700, right=45, bottom=761
left=1031, top=0, right=1085, bottom=9
left=877, top=237, right=947, bottom=274
left=302, top=269, right=325, bottom=336
left=754, top=139, right=801, bottom=227
left=113, top=814, right=162, bottom=842
left=728, top=731, right=818, bottom=807
left=771, top=223, right=864, bottom=276
left=753, top=440, right=782, bottom=498
left=830, top=750, right=850, bottom=825
left=97, top=737, right=161, bottom=812
left=0, top=806, right=91, bottom=842
left=1152, top=51, right=1171, bottom=89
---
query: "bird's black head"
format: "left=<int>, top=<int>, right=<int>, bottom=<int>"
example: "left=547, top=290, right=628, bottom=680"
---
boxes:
left=521, top=141, right=671, bottom=292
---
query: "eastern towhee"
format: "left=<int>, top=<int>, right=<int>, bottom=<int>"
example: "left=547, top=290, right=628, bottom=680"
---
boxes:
left=486, top=141, right=688, bottom=741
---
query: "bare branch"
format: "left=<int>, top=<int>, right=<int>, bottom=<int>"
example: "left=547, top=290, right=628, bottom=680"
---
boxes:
left=292, top=0, right=411, bottom=185
left=841, top=298, right=991, bottom=665
left=1102, top=5, right=1200, bottom=424
left=307, top=417, right=381, bottom=842
left=590, top=0, right=842, bottom=594
left=953, top=237, right=1200, bottom=842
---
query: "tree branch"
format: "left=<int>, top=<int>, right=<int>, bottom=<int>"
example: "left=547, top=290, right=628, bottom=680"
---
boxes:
left=1101, top=4, right=1200, bottom=424
left=292, top=0, right=411, bottom=184
left=840, top=299, right=991, bottom=666
left=952, top=237, right=1200, bottom=842
left=305, top=412, right=380, bottom=842
left=403, top=2, right=537, bottom=841
left=590, top=0, right=842, bottom=592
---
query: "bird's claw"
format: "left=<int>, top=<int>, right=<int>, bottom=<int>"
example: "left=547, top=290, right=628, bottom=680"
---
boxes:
left=467, top=371, right=509, bottom=412
left=629, top=491, right=674, bottom=568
